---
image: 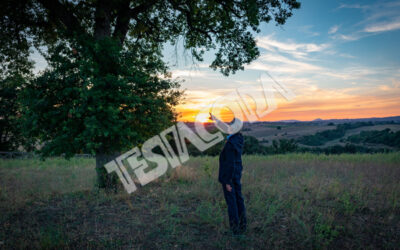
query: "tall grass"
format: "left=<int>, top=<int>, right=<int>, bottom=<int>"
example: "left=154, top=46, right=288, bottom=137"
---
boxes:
left=0, top=153, right=399, bottom=249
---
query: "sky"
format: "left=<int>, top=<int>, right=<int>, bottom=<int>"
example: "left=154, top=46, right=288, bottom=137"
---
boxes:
left=163, top=0, right=400, bottom=122
left=31, top=0, right=400, bottom=122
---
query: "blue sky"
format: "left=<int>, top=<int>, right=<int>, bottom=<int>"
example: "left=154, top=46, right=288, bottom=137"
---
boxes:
left=30, top=0, right=400, bottom=121
left=165, top=0, right=400, bottom=121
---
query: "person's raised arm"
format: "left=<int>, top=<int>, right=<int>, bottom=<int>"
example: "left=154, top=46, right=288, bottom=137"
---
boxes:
left=209, top=112, right=232, bottom=134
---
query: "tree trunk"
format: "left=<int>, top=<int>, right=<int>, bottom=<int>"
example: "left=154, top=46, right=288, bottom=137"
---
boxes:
left=95, top=151, right=119, bottom=190
left=94, top=0, right=112, bottom=40
left=92, top=1, right=116, bottom=190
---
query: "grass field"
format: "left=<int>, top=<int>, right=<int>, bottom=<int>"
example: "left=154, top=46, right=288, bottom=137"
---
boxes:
left=0, top=154, right=399, bottom=249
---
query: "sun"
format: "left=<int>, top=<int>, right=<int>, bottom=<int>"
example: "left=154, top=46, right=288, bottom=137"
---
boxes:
left=194, top=113, right=211, bottom=123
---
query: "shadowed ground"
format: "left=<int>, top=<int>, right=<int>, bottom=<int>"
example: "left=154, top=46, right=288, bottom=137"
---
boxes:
left=0, top=154, right=399, bottom=249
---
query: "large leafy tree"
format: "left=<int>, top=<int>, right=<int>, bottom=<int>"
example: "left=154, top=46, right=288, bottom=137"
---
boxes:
left=0, top=1, right=34, bottom=151
left=1, top=0, right=300, bottom=189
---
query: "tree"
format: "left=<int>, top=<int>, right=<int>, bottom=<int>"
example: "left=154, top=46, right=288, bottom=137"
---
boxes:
left=1, top=0, right=300, bottom=189
left=0, top=74, right=29, bottom=151
left=0, top=1, right=34, bottom=150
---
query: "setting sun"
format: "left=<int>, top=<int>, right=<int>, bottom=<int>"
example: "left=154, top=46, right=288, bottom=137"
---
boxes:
left=194, top=113, right=211, bottom=123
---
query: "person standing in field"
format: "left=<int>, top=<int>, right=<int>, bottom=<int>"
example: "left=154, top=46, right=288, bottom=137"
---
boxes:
left=209, top=113, right=247, bottom=235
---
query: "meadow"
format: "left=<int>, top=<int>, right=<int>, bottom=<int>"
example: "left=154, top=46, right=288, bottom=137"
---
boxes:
left=0, top=153, right=399, bottom=249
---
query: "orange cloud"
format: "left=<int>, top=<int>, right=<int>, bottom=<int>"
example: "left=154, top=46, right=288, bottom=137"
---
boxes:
left=176, top=87, right=400, bottom=122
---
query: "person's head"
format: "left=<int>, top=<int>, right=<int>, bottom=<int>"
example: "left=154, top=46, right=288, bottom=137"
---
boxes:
left=228, top=117, right=243, bottom=134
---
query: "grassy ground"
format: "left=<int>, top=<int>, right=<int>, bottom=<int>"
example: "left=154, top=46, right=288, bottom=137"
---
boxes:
left=0, top=153, right=399, bottom=249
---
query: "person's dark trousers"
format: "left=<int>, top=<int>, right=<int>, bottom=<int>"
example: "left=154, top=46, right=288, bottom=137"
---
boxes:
left=222, top=170, right=246, bottom=234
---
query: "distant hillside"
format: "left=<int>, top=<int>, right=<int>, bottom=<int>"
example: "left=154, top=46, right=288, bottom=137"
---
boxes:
left=182, top=116, right=400, bottom=155
left=239, top=117, right=400, bottom=152
left=276, top=115, right=400, bottom=124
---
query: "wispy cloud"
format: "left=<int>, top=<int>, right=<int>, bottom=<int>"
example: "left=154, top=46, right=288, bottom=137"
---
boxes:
left=337, top=3, right=370, bottom=10
left=175, top=4, right=400, bottom=121
left=299, top=25, right=320, bottom=37
left=256, top=35, right=330, bottom=58
left=249, top=53, right=323, bottom=74
left=334, top=1, right=400, bottom=40
left=334, top=33, right=362, bottom=41
left=250, top=34, right=394, bottom=85
left=364, top=19, right=400, bottom=32
left=328, top=25, right=339, bottom=34
left=171, top=69, right=206, bottom=78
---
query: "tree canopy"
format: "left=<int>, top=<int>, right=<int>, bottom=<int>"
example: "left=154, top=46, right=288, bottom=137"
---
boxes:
left=1, top=0, right=300, bottom=75
left=0, top=0, right=300, bottom=187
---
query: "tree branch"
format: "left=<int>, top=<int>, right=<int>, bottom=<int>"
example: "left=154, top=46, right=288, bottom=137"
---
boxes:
left=37, top=0, right=85, bottom=36
left=112, top=0, right=131, bottom=45
left=168, top=1, right=214, bottom=42
left=112, top=0, right=158, bottom=45
left=94, top=0, right=112, bottom=39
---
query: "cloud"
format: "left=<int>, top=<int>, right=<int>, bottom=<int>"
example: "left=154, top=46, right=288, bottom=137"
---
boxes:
left=251, top=35, right=390, bottom=83
left=364, top=20, right=400, bottom=32
left=322, top=67, right=383, bottom=81
left=333, top=33, right=363, bottom=41
left=256, top=35, right=329, bottom=58
left=333, top=1, right=400, bottom=41
left=379, top=85, right=391, bottom=91
left=337, top=3, right=370, bottom=10
left=255, top=53, right=323, bottom=73
left=328, top=25, right=339, bottom=34
left=299, top=25, right=320, bottom=37
left=171, top=69, right=206, bottom=78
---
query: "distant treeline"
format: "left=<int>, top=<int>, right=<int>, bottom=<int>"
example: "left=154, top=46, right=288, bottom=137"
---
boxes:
left=298, top=122, right=375, bottom=146
left=184, top=122, right=400, bottom=156
left=346, top=128, right=400, bottom=147
left=186, top=136, right=300, bottom=156
left=186, top=132, right=395, bottom=157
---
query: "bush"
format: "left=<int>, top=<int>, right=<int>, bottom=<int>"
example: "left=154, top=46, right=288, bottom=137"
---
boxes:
left=298, top=122, right=375, bottom=146
left=347, top=129, right=400, bottom=148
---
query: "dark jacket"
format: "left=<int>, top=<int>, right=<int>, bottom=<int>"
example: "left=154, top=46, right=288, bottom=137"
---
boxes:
left=218, top=133, right=244, bottom=185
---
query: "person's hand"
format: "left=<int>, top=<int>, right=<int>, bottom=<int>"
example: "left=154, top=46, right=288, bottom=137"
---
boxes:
left=209, top=112, right=214, bottom=121
left=226, top=184, right=232, bottom=192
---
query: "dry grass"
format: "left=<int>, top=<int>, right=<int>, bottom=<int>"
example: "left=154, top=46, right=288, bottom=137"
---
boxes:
left=0, top=153, right=399, bottom=249
left=0, top=158, right=95, bottom=210
left=167, top=165, right=198, bottom=183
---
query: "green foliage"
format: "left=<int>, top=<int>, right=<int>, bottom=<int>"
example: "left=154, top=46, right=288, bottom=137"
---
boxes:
left=299, top=128, right=345, bottom=146
left=298, top=122, right=374, bottom=146
left=347, top=128, right=400, bottom=148
left=271, top=139, right=298, bottom=154
left=186, top=134, right=299, bottom=156
left=186, top=133, right=394, bottom=156
left=302, top=143, right=391, bottom=154
left=2, top=0, right=300, bottom=188
left=0, top=0, right=34, bottom=150
left=1, top=0, right=300, bottom=156
left=21, top=37, right=181, bottom=157
left=0, top=74, right=28, bottom=150
left=337, top=121, right=374, bottom=130
left=0, top=0, right=302, bottom=77
left=243, top=135, right=267, bottom=154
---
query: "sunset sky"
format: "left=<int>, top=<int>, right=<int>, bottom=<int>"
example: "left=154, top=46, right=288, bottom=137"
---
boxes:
left=163, top=0, right=400, bottom=122
left=30, top=0, right=400, bottom=122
